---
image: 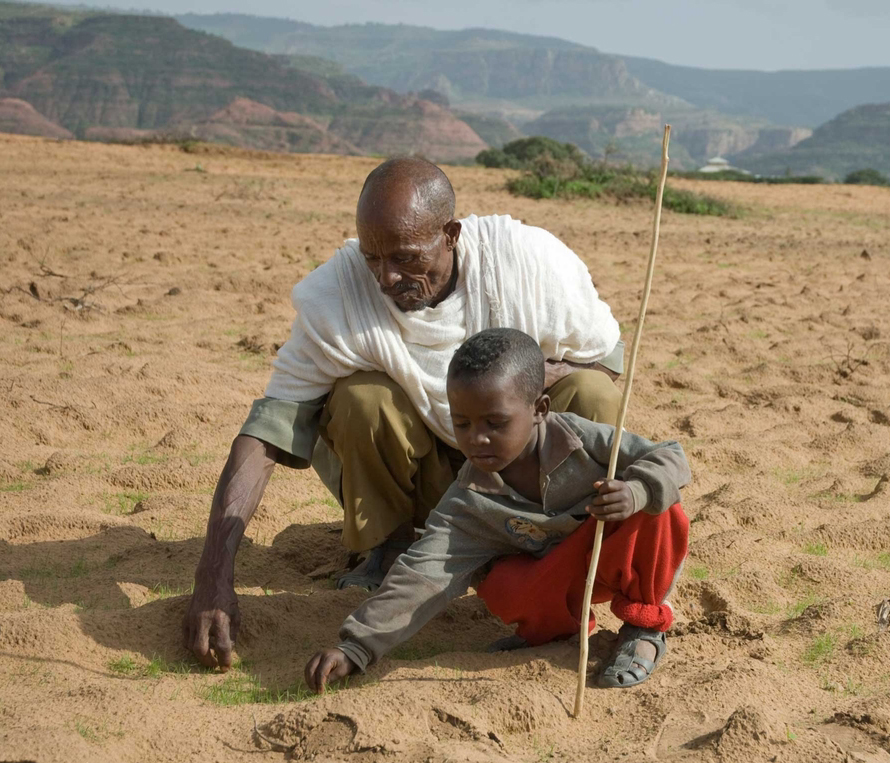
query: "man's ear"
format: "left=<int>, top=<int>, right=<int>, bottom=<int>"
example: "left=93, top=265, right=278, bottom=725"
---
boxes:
left=444, top=219, right=462, bottom=250
left=534, top=394, right=550, bottom=423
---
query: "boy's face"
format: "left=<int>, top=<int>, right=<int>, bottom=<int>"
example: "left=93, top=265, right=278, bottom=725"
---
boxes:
left=447, top=373, right=548, bottom=473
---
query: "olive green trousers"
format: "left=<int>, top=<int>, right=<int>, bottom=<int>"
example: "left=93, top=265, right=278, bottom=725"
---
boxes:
left=317, top=370, right=621, bottom=552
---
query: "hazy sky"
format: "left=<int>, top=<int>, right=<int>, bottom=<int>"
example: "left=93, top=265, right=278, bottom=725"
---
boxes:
left=56, top=0, right=890, bottom=71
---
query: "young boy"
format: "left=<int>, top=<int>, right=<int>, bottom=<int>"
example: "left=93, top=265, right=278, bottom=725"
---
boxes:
left=305, top=328, right=691, bottom=692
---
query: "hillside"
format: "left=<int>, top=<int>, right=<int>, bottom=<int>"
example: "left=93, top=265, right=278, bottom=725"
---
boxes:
left=623, top=56, right=890, bottom=129
left=175, top=14, right=682, bottom=115
left=0, top=3, right=489, bottom=160
left=177, top=13, right=890, bottom=132
left=739, top=102, right=890, bottom=180
left=174, top=13, right=842, bottom=167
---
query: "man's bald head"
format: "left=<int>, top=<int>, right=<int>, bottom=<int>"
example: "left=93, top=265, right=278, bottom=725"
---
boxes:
left=355, top=157, right=462, bottom=312
left=357, top=157, right=456, bottom=238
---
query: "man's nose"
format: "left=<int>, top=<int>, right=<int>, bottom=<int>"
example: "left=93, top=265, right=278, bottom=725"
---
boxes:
left=379, top=261, right=401, bottom=288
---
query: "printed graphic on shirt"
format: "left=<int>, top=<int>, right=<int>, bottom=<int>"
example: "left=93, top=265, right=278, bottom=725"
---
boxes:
left=505, top=516, right=553, bottom=552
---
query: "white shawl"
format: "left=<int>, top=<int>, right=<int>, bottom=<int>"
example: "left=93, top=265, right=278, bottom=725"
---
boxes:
left=266, top=214, right=619, bottom=447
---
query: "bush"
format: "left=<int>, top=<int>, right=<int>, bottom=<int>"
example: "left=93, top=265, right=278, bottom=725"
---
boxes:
left=497, top=137, right=738, bottom=216
left=844, top=168, right=890, bottom=186
left=475, top=136, right=585, bottom=170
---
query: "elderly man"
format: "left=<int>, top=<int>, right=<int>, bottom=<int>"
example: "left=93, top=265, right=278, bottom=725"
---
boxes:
left=183, top=157, right=623, bottom=670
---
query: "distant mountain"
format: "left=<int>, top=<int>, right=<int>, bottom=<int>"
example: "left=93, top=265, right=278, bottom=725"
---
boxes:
left=0, top=3, right=490, bottom=160
left=176, top=13, right=890, bottom=132
left=622, top=57, right=890, bottom=129
left=181, top=13, right=879, bottom=167
left=739, top=103, right=890, bottom=180
left=0, top=97, right=72, bottom=138
left=175, top=14, right=683, bottom=115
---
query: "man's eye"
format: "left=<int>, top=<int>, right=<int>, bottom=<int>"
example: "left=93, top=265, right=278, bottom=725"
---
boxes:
left=487, top=420, right=507, bottom=430
left=453, top=422, right=470, bottom=430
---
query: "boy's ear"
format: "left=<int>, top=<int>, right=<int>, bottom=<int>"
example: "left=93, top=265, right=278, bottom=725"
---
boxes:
left=533, top=394, right=550, bottom=423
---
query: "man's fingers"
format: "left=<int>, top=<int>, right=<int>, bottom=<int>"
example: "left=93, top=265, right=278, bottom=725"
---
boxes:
left=213, top=616, right=234, bottom=672
left=192, top=620, right=218, bottom=668
left=595, top=479, right=623, bottom=494
left=305, top=654, right=323, bottom=693
left=591, top=492, right=623, bottom=506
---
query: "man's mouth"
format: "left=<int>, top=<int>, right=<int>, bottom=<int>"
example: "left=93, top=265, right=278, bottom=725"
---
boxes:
left=384, top=284, right=420, bottom=300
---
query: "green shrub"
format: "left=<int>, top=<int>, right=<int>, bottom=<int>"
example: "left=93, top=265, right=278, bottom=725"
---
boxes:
left=844, top=168, right=890, bottom=186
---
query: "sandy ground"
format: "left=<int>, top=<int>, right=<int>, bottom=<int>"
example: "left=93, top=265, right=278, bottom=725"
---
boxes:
left=1, top=133, right=890, bottom=763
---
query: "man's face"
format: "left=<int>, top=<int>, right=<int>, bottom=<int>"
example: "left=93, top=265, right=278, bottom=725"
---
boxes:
left=447, top=374, right=547, bottom=473
left=357, top=188, right=461, bottom=312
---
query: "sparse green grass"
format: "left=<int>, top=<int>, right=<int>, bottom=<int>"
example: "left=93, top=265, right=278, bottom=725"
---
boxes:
left=803, top=633, right=837, bottom=665
left=200, top=672, right=320, bottom=706
left=786, top=592, right=820, bottom=618
left=688, top=565, right=710, bottom=581
left=72, top=717, right=124, bottom=744
left=854, top=552, right=890, bottom=571
left=109, top=653, right=203, bottom=678
left=390, top=642, right=454, bottom=661
left=1, top=481, right=32, bottom=493
left=102, top=490, right=148, bottom=515
left=803, top=542, right=829, bottom=557
left=146, top=582, right=193, bottom=601
left=122, top=451, right=167, bottom=466
left=74, top=719, right=102, bottom=743
left=19, top=557, right=90, bottom=580
left=108, top=655, right=139, bottom=676
left=773, top=466, right=820, bottom=486
left=750, top=600, right=782, bottom=615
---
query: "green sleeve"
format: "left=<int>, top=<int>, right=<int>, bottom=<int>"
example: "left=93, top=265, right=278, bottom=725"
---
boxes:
left=238, top=396, right=327, bottom=469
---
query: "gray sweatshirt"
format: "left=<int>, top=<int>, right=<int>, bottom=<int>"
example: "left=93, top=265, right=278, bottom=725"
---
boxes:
left=337, top=412, right=691, bottom=670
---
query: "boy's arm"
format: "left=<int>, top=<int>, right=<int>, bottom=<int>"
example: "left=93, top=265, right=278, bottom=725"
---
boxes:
left=579, top=421, right=691, bottom=515
left=305, top=494, right=506, bottom=692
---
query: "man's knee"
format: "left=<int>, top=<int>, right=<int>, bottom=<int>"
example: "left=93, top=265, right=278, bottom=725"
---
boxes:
left=325, top=371, right=423, bottom=442
left=550, top=369, right=621, bottom=423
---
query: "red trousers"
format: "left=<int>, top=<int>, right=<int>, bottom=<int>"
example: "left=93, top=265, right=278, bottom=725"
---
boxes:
left=477, top=504, right=688, bottom=646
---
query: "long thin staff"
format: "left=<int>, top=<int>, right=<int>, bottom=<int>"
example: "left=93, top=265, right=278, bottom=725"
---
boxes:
left=573, top=125, right=671, bottom=718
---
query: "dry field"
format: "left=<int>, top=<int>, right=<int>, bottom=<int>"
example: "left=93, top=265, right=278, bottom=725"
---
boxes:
left=1, top=133, right=890, bottom=762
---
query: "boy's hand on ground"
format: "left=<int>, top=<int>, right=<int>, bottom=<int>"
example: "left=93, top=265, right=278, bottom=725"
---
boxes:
left=305, top=648, right=357, bottom=693
left=588, top=480, right=635, bottom=522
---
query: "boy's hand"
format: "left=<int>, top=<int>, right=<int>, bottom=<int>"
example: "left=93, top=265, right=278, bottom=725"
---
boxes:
left=588, top=480, right=635, bottom=522
left=305, top=648, right=357, bottom=693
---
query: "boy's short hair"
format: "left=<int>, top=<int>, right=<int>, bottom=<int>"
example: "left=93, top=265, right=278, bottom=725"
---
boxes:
left=448, top=328, right=545, bottom=404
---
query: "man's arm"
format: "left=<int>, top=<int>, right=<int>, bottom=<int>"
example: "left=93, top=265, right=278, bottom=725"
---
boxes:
left=182, top=435, right=277, bottom=669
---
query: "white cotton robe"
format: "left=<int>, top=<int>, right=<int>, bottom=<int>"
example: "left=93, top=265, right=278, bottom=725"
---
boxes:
left=265, top=214, right=620, bottom=448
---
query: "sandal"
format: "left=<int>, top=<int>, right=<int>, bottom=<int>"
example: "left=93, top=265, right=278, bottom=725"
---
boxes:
left=597, top=624, right=666, bottom=688
left=335, top=539, right=413, bottom=592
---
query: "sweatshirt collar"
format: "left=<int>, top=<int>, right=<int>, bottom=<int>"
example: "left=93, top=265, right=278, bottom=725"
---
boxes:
left=457, top=413, right=584, bottom=496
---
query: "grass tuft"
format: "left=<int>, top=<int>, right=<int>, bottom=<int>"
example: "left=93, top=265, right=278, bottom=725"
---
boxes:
left=688, top=565, right=709, bottom=580
left=802, top=542, right=829, bottom=557
left=200, top=671, right=321, bottom=706
left=803, top=633, right=837, bottom=665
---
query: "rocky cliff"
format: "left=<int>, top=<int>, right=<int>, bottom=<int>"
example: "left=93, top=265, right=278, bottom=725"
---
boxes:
left=0, top=5, right=489, bottom=161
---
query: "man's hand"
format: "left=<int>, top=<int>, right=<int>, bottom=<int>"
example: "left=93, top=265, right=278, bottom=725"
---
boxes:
left=588, top=479, right=635, bottom=522
left=305, top=648, right=357, bottom=694
left=182, top=575, right=240, bottom=670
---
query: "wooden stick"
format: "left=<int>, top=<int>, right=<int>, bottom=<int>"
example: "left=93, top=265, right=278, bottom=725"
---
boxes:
left=573, top=125, right=671, bottom=719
